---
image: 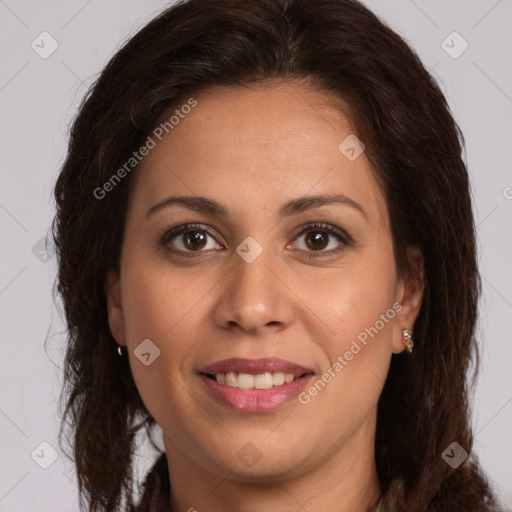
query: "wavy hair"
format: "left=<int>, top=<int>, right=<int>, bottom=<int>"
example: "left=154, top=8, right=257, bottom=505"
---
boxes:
left=52, top=0, right=499, bottom=510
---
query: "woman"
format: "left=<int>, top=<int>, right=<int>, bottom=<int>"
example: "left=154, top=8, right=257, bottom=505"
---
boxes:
left=52, top=0, right=502, bottom=510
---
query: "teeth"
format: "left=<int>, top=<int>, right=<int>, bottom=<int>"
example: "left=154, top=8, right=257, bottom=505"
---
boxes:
left=225, top=372, right=237, bottom=387
left=254, top=372, right=273, bottom=389
left=215, top=371, right=298, bottom=389
left=238, top=373, right=254, bottom=389
left=272, top=372, right=285, bottom=386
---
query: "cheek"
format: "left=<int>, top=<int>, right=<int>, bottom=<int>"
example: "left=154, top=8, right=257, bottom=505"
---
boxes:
left=298, top=276, right=396, bottom=439
left=118, top=260, right=206, bottom=395
left=120, top=256, right=206, bottom=344
left=300, top=247, right=397, bottom=426
left=315, top=247, right=397, bottom=356
left=118, top=262, right=206, bottom=429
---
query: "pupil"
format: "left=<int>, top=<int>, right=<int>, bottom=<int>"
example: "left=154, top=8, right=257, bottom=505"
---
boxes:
left=185, top=231, right=206, bottom=250
left=307, top=231, right=328, bottom=250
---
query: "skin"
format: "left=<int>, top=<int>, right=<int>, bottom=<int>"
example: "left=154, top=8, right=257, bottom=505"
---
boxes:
left=106, top=81, right=424, bottom=512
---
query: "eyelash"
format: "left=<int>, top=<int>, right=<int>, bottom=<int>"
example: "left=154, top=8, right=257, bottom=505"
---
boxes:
left=158, top=222, right=352, bottom=259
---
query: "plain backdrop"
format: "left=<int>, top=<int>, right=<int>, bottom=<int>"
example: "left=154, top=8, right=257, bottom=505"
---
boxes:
left=1, top=1, right=511, bottom=510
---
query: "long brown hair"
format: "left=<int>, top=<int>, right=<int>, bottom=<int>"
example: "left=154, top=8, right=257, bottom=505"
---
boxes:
left=52, top=0, right=500, bottom=510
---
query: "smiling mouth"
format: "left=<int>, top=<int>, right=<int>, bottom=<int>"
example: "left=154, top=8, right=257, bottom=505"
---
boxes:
left=202, top=371, right=312, bottom=389
left=199, top=358, right=315, bottom=411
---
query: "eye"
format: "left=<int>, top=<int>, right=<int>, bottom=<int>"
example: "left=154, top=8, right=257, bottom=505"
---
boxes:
left=291, top=223, right=350, bottom=256
left=158, top=222, right=351, bottom=258
left=159, top=223, right=224, bottom=255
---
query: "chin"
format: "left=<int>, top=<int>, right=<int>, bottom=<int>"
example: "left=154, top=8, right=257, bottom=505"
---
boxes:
left=201, top=442, right=314, bottom=482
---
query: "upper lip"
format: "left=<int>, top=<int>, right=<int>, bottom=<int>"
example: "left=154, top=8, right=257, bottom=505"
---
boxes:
left=200, top=357, right=314, bottom=376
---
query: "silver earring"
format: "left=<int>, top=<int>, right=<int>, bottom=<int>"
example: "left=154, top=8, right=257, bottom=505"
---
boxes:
left=402, top=328, right=413, bottom=353
left=117, top=345, right=123, bottom=357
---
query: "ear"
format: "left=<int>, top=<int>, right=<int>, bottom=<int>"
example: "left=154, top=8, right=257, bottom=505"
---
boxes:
left=392, top=246, right=425, bottom=354
left=105, top=270, right=127, bottom=346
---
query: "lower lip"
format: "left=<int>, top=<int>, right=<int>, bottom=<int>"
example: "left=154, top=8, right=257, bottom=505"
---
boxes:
left=200, top=374, right=314, bottom=412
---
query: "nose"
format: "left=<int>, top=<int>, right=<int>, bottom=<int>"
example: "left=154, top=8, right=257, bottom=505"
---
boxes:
left=213, top=248, right=295, bottom=334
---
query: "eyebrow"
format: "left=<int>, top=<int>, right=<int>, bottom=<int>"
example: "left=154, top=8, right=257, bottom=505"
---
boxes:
left=145, top=193, right=367, bottom=220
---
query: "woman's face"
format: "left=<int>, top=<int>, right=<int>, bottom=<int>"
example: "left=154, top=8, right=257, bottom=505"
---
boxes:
left=106, top=82, right=423, bottom=484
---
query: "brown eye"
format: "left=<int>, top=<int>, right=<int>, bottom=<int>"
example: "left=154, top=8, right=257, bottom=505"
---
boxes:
left=182, top=230, right=207, bottom=250
left=304, top=231, right=329, bottom=251
left=291, top=222, right=350, bottom=256
left=160, top=223, right=224, bottom=255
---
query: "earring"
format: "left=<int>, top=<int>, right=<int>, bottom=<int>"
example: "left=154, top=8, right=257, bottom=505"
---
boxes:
left=402, top=328, right=413, bottom=353
left=117, top=345, right=123, bottom=357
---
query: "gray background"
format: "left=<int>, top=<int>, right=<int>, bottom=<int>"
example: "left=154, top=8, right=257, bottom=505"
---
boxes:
left=0, top=1, right=511, bottom=510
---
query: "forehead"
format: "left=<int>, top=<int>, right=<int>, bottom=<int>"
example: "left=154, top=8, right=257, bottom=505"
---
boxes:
left=129, top=81, right=388, bottom=228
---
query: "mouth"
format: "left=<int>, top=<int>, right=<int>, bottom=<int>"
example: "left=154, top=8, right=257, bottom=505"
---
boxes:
left=201, top=371, right=312, bottom=389
left=198, top=357, right=315, bottom=412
